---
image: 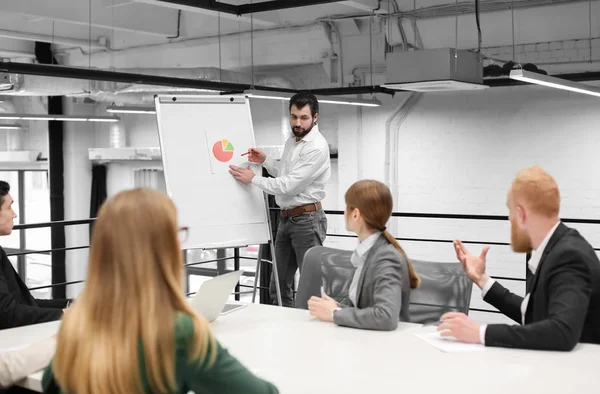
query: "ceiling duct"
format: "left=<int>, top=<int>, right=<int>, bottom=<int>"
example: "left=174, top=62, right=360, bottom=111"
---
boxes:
left=0, top=99, right=24, bottom=153
left=382, top=48, right=488, bottom=92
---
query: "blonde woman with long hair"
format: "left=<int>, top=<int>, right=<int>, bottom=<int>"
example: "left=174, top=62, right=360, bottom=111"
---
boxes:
left=308, top=180, right=420, bottom=331
left=42, top=189, right=278, bottom=394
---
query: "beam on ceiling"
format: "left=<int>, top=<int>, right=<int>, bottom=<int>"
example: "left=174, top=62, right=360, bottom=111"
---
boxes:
left=0, top=61, right=297, bottom=93
left=310, top=85, right=400, bottom=95
left=153, top=0, right=346, bottom=15
left=153, top=0, right=238, bottom=14
left=0, top=61, right=400, bottom=97
left=484, top=72, right=600, bottom=87
left=338, top=0, right=381, bottom=13
left=0, top=0, right=178, bottom=36
left=135, top=0, right=279, bottom=27
left=238, top=0, right=345, bottom=14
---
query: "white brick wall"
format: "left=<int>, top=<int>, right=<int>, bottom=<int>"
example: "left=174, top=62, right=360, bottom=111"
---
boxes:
left=326, top=85, right=600, bottom=325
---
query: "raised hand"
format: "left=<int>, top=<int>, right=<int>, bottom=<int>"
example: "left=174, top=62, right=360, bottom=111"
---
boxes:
left=453, top=240, right=490, bottom=289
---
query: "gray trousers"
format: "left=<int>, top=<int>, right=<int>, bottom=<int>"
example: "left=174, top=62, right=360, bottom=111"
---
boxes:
left=270, top=209, right=327, bottom=307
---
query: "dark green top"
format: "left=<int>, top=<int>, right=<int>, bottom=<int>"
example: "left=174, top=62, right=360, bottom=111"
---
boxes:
left=41, top=314, right=278, bottom=394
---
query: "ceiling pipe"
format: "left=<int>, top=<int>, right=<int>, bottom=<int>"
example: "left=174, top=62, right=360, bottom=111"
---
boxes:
left=0, top=29, right=106, bottom=51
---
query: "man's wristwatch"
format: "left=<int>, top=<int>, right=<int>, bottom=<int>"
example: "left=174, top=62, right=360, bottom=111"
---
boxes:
left=331, top=307, right=341, bottom=320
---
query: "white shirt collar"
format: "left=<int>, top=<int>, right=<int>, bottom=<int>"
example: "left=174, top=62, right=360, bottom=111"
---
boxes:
left=350, top=232, right=381, bottom=268
left=528, top=221, right=561, bottom=274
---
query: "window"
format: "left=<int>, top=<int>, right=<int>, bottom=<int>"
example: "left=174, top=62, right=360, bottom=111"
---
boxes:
left=0, top=170, right=52, bottom=299
left=0, top=171, right=21, bottom=250
left=24, top=171, right=51, bottom=299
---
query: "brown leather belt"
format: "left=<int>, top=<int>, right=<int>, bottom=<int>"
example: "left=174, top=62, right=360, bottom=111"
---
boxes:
left=281, top=202, right=322, bottom=218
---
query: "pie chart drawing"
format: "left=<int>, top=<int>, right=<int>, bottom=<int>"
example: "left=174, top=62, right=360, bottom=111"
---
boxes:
left=212, top=139, right=235, bottom=162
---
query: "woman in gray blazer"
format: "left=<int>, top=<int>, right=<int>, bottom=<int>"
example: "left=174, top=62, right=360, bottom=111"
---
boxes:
left=308, top=180, right=420, bottom=331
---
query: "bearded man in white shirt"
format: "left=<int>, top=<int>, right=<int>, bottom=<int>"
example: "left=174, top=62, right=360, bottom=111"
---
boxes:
left=229, top=92, right=331, bottom=307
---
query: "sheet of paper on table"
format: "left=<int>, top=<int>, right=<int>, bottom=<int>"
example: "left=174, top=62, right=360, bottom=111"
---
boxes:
left=414, top=331, right=486, bottom=353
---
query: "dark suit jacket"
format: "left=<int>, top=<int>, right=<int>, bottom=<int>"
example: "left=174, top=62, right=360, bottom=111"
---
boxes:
left=0, top=246, right=64, bottom=329
left=484, top=223, right=600, bottom=351
left=334, top=236, right=411, bottom=331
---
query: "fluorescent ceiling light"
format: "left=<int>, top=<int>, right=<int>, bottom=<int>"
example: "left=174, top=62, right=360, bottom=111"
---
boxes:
left=509, top=69, right=600, bottom=98
left=246, top=91, right=293, bottom=100
left=244, top=89, right=381, bottom=107
left=21, top=116, right=55, bottom=121
left=319, top=97, right=381, bottom=107
left=0, top=124, right=22, bottom=130
left=89, top=117, right=121, bottom=122
left=382, top=80, right=488, bottom=92
left=106, top=105, right=156, bottom=114
left=59, top=117, right=89, bottom=122
left=0, top=114, right=120, bottom=122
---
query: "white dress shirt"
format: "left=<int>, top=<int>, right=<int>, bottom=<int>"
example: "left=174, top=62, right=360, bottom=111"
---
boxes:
left=251, top=125, right=331, bottom=209
left=348, top=232, right=382, bottom=306
left=0, top=337, right=56, bottom=388
left=479, top=221, right=561, bottom=344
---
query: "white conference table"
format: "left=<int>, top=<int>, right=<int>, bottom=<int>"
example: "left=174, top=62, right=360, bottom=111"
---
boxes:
left=5, top=303, right=600, bottom=393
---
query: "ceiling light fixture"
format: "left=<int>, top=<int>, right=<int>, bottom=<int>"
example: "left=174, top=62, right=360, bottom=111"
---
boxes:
left=0, top=114, right=120, bottom=122
left=0, top=124, right=22, bottom=130
left=509, top=69, right=600, bottom=98
left=106, top=105, right=156, bottom=114
left=244, top=89, right=381, bottom=107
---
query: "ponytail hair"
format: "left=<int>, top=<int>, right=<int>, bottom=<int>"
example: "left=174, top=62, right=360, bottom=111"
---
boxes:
left=345, top=180, right=421, bottom=289
left=381, top=230, right=421, bottom=289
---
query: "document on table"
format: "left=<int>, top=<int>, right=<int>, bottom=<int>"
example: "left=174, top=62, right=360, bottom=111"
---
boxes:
left=414, top=331, right=485, bottom=353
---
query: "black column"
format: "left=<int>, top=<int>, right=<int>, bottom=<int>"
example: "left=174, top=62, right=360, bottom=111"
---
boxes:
left=89, top=164, right=107, bottom=237
left=35, top=42, right=66, bottom=299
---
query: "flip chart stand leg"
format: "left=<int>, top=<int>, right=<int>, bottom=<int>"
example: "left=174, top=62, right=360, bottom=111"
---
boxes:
left=269, top=240, right=283, bottom=306
left=251, top=243, right=282, bottom=306
left=251, top=248, right=261, bottom=303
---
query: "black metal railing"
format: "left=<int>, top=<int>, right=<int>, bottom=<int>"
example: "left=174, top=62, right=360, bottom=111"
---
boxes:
left=12, top=210, right=600, bottom=314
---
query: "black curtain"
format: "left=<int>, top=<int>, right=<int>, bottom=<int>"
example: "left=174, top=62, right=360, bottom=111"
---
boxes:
left=89, top=164, right=108, bottom=237
left=35, top=42, right=66, bottom=300
left=259, top=168, right=280, bottom=304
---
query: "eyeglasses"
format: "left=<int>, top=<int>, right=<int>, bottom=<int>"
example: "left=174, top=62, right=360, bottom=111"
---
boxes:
left=178, top=226, right=189, bottom=243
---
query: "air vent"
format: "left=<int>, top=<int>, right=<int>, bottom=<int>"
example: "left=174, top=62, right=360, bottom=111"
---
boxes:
left=383, top=48, right=488, bottom=92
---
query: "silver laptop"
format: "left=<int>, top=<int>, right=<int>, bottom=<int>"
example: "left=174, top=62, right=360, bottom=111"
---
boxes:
left=190, top=270, right=245, bottom=322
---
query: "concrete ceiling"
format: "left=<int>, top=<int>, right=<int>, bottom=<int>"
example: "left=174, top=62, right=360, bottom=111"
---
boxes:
left=0, top=0, right=385, bottom=50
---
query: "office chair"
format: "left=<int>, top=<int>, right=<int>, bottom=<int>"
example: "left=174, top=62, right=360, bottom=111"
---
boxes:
left=408, top=259, right=473, bottom=324
left=296, top=247, right=473, bottom=325
left=296, top=246, right=355, bottom=309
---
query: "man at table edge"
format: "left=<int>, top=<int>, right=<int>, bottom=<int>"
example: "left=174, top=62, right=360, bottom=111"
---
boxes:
left=0, top=180, right=67, bottom=329
left=438, top=165, right=600, bottom=351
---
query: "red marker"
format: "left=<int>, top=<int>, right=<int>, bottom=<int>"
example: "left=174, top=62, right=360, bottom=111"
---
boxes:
left=241, top=151, right=252, bottom=157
